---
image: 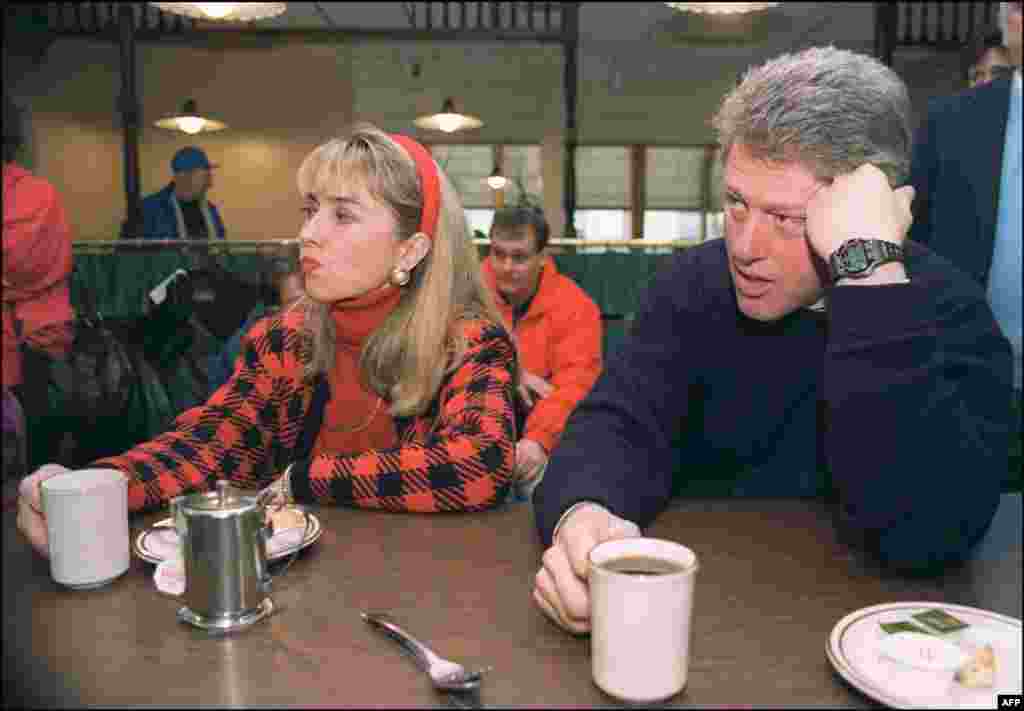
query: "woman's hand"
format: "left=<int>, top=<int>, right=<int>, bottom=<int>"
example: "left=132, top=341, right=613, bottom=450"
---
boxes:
left=514, top=438, right=548, bottom=482
left=16, top=463, right=71, bottom=558
left=518, top=370, right=554, bottom=409
left=258, top=464, right=296, bottom=513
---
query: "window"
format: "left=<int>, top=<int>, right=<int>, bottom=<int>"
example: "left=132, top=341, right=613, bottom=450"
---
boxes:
left=643, top=210, right=702, bottom=243
left=502, top=145, right=543, bottom=207
left=433, top=143, right=724, bottom=247
left=706, top=147, right=725, bottom=241
left=429, top=144, right=543, bottom=224
left=709, top=146, right=724, bottom=213
left=464, top=209, right=495, bottom=237
left=706, top=211, right=725, bottom=241
left=575, top=146, right=630, bottom=249
left=640, top=146, right=725, bottom=245
left=646, top=147, right=705, bottom=211
left=574, top=209, right=629, bottom=253
left=429, top=144, right=492, bottom=208
left=576, top=147, right=629, bottom=210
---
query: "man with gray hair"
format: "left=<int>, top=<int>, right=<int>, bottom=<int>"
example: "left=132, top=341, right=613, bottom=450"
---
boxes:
left=531, top=46, right=1013, bottom=634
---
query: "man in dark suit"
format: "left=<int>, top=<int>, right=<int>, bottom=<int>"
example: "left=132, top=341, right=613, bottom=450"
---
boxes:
left=908, top=1, right=1021, bottom=487
left=962, top=29, right=1013, bottom=89
left=908, top=2, right=1020, bottom=293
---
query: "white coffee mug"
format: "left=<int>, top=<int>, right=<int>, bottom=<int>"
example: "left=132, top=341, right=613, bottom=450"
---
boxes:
left=588, top=537, right=699, bottom=703
left=41, top=468, right=130, bottom=589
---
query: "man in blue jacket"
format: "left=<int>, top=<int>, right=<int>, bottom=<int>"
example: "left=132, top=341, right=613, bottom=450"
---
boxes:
left=123, top=146, right=226, bottom=241
left=531, top=46, right=1014, bottom=635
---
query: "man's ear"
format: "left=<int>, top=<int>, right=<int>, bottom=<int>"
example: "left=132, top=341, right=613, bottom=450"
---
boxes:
left=399, top=232, right=432, bottom=272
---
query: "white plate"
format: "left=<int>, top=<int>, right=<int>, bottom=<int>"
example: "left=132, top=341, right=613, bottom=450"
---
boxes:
left=133, top=508, right=322, bottom=565
left=826, top=602, right=1022, bottom=709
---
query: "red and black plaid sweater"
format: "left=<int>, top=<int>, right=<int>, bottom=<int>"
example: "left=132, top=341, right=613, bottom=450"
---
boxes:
left=93, top=309, right=517, bottom=513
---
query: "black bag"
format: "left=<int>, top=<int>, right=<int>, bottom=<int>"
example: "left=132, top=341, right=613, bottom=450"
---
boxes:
left=19, top=268, right=145, bottom=469
left=184, top=256, right=264, bottom=342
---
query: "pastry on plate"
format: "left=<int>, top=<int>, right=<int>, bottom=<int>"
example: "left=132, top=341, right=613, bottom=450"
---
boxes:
left=269, top=507, right=306, bottom=532
left=954, top=644, right=996, bottom=688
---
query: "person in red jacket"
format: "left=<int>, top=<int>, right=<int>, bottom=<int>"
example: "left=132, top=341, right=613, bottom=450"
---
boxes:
left=2, top=95, right=75, bottom=394
left=482, top=206, right=603, bottom=497
left=17, top=124, right=518, bottom=556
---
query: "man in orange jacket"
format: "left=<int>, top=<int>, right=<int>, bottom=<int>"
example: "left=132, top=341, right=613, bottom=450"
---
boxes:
left=482, top=206, right=603, bottom=497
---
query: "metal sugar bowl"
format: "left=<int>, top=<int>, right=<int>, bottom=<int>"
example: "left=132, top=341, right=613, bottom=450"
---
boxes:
left=170, top=481, right=275, bottom=632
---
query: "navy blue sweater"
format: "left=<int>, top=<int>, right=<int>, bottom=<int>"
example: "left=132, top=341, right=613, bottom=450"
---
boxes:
left=534, top=240, right=1013, bottom=571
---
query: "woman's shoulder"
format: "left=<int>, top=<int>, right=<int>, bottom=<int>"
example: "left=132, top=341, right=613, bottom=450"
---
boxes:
left=245, top=303, right=304, bottom=334
left=239, top=303, right=310, bottom=368
left=453, top=315, right=512, bottom=349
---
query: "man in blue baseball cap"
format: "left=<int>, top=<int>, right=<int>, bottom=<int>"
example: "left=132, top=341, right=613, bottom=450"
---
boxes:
left=123, top=146, right=226, bottom=241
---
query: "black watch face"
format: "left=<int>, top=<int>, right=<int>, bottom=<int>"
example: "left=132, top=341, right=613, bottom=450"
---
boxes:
left=843, top=244, right=869, bottom=273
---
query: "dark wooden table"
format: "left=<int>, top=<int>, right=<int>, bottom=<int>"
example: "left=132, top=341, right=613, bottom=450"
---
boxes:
left=3, top=491, right=1020, bottom=708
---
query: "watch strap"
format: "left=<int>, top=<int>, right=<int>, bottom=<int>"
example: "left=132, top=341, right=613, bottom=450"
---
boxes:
left=828, top=239, right=904, bottom=282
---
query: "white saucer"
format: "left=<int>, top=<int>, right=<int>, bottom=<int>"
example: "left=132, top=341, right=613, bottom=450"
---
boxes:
left=826, top=602, right=1022, bottom=708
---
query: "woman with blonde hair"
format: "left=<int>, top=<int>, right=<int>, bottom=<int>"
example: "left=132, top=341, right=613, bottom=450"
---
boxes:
left=17, top=124, right=517, bottom=554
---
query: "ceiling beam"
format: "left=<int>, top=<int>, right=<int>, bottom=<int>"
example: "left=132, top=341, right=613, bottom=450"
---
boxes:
left=54, top=26, right=569, bottom=44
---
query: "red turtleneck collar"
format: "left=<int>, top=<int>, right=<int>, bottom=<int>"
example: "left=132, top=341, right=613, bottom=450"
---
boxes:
left=329, top=283, right=403, bottom=349
left=312, top=283, right=403, bottom=458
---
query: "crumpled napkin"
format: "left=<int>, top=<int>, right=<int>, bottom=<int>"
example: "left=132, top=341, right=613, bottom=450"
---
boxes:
left=151, top=526, right=186, bottom=596
left=266, top=526, right=306, bottom=557
left=154, top=553, right=187, bottom=596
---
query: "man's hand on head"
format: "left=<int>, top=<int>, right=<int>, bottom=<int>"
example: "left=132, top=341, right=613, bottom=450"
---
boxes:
left=805, top=163, right=914, bottom=285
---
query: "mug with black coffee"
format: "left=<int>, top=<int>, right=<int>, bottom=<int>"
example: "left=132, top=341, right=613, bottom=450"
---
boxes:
left=588, top=537, right=699, bottom=703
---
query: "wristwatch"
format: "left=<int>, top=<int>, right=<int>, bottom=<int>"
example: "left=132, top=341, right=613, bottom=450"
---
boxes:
left=827, top=238, right=904, bottom=283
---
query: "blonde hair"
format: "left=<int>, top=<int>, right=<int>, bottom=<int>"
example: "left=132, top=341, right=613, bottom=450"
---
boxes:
left=295, top=123, right=504, bottom=417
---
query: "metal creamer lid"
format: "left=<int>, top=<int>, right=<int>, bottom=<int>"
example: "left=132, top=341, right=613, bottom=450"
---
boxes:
left=181, top=480, right=259, bottom=514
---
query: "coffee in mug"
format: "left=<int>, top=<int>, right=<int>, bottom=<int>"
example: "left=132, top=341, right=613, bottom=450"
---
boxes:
left=599, top=555, right=689, bottom=576
left=588, top=537, right=699, bottom=703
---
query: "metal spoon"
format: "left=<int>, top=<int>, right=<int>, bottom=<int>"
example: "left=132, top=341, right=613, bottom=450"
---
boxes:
left=361, top=612, right=490, bottom=692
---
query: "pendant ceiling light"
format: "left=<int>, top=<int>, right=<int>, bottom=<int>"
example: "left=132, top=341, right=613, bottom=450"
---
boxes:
left=484, top=165, right=508, bottom=191
left=664, top=2, right=778, bottom=14
left=149, top=3, right=286, bottom=22
left=154, top=99, right=227, bottom=135
left=414, top=98, right=483, bottom=134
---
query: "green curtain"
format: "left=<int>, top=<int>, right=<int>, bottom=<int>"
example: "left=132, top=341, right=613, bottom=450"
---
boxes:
left=71, top=252, right=271, bottom=318
left=76, top=250, right=676, bottom=320
left=553, top=253, right=667, bottom=317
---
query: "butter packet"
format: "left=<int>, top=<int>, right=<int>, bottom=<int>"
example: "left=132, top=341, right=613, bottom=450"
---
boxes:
left=880, top=621, right=935, bottom=635
left=912, top=609, right=970, bottom=634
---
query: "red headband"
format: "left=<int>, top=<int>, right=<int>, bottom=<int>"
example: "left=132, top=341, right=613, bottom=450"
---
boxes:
left=389, top=134, right=440, bottom=240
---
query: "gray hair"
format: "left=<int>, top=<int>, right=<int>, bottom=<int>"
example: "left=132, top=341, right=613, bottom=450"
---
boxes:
left=712, top=46, right=912, bottom=185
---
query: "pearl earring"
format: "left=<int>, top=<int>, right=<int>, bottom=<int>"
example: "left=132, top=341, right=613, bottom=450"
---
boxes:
left=391, top=267, right=411, bottom=287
